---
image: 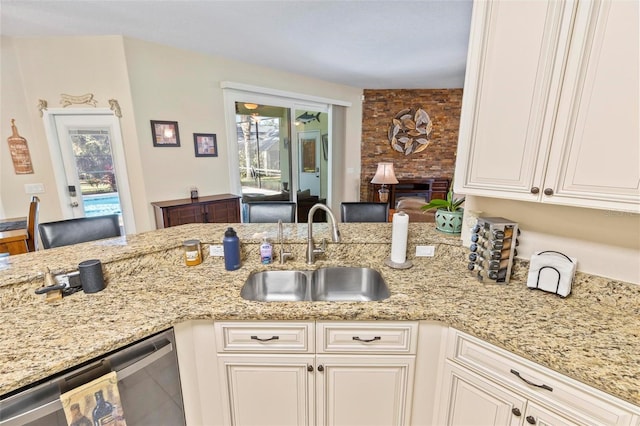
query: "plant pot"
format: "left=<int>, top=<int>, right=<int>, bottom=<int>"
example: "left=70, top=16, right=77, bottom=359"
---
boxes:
left=434, top=208, right=464, bottom=234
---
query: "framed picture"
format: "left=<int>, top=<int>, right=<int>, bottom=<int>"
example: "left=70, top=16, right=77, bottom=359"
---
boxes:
left=151, top=120, right=180, bottom=147
left=193, top=133, right=218, bottom=157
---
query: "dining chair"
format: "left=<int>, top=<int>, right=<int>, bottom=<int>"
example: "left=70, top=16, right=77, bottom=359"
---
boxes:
left=39, top=214, right=121, bottom=249
left=340, top=202, right=389, bottom=223
left=246, top=202, right=296, bottom=223
left=26, top=196, right=40, bottom=252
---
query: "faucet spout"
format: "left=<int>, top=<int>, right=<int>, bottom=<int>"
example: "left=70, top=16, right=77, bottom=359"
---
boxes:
left=278, top=220, right=292, bottom=264
left=306, top=203, right=341, bottom=264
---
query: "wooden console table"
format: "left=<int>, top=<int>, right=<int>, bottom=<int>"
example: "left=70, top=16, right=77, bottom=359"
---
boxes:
left=370, top=178, right=450, bottom=207
left=151, top=194, right=241, bottom=229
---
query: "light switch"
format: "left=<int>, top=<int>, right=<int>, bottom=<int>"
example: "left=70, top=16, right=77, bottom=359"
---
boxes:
left=24, top=183, right=45, bottom=194
left=415, top=245, right=436, bottom=257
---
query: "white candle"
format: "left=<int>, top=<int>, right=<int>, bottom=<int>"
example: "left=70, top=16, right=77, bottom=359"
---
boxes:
left=390, top=211, right=409, bottom=264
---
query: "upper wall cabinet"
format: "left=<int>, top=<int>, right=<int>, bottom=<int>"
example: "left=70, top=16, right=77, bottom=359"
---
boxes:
left=455, top=0, right=639, bottom=212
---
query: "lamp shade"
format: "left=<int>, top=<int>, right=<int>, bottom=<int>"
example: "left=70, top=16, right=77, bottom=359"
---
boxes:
left=370, top=162, right=399, bottom=185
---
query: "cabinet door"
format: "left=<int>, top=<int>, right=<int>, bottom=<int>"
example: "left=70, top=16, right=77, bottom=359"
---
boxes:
left=455, top=0, right=575, bottom=200
left=218, top=354, right=314, bottom=426
left=439, top=362, right=526, bottom=426
left=166, top=204, right=203, bottom=226
left=543, top=0, right=640, bottom=211
left=203, top=199, right=240, bottom=223
left=315, top=355, right=415, bottom=426
left=524, top=401, right=585, bottom=426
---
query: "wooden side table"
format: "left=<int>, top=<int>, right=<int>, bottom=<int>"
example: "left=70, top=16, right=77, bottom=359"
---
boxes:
left=0, top=229, right=29, bottom=255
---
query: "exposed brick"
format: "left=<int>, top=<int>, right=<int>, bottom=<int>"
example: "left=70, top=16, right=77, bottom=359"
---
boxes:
left=360, top=89, right=462, bottom=201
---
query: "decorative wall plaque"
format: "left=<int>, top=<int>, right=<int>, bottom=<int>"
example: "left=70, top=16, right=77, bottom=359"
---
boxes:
left=7, top=119, right=34, bottom=174
left=388, top=107, right=432, bottom=155
left=60, top=93, right=98, bottom=107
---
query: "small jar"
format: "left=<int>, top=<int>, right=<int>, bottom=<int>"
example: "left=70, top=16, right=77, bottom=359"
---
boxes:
left=183, top=239, right=202, bottom=266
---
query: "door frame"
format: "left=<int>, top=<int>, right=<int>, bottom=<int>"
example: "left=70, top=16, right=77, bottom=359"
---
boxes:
left=42, top=108, right=136, bottom=234
left=221, top=84, right=336, bottom=205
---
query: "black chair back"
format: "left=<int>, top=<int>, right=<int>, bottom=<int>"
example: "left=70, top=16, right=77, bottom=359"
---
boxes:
left=39, top=214, right=121, bottom=249
left=246, top=202, right=296, bottom=223
left=340, top=202, right=389, bottom=223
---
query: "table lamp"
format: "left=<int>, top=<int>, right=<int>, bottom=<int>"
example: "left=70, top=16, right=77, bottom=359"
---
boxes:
left=371, top=162, right=399, bottom=203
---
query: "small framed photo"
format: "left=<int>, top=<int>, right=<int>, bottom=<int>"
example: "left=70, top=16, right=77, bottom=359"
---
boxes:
left=151, top=120, right=180, bottom=147
left=193, top=133, right=218, bottom=157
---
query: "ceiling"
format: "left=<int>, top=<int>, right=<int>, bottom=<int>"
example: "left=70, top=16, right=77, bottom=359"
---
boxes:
left=0, top=0, right=473, bottom=89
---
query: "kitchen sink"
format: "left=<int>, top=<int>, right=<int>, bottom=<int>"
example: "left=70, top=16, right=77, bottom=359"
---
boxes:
left=240, top=270, right=308, bottom=302
left=241, top=267, right=389, bottom=302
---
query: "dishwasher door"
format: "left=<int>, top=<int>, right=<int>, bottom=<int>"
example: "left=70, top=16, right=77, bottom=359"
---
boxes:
left=0, top=328, right=185, bottom=426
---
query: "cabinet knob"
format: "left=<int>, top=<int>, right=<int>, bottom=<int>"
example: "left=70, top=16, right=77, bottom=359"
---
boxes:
left=307, top=364, right=313, bottom=372
left=530, top=187, right=540, bottom=194
left=543, top=188, right=554, bottom=196
left=317, top=365, right=324, bottom=372
left=511, top=408, right=521, bottom=417
left=526, top=415, right=536, bottom=424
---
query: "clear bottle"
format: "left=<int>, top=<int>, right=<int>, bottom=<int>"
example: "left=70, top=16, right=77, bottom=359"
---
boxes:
left=222, top=227, right=241, bottom=271
left=260, top=238, right=272, bottom=264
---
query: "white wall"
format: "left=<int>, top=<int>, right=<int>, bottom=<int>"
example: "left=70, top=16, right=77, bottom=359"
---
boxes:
left=463, top=196, right=640, bottom=284
left=1, top=35, right=363, bottom=231
left=1, top=35, right=143, bottom=227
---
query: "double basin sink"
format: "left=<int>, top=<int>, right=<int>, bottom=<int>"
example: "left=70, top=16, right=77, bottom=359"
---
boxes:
left=241, top=267, right=390, bottom=302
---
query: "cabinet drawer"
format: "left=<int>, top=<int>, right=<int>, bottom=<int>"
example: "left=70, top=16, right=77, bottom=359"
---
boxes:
left=214, top=322, right=313, bottom=353
left=447, top=330, right=638, bottom=425
left=317, top=322, right=417, bottom=354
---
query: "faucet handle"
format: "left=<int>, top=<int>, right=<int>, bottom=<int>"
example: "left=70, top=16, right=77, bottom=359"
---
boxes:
left=313, top=238, right=327, bottom=255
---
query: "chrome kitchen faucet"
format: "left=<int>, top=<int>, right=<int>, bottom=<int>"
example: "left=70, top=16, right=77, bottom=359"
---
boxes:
left=306, top=204, right=341, bottom=264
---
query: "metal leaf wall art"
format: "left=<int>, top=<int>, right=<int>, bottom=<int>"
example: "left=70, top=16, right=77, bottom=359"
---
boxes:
left=388, top=107, right=432, bottom=155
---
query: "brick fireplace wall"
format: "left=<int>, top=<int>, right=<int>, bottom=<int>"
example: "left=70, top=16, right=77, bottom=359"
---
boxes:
left=360, top=89, right=463, bottom=201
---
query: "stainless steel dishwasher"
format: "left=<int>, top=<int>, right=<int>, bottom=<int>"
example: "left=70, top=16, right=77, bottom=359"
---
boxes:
left=0, top=328, right=185, bottom=426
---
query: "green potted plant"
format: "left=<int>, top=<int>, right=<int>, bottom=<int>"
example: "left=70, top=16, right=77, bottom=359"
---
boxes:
left=420, top=182, right=465, bottom=234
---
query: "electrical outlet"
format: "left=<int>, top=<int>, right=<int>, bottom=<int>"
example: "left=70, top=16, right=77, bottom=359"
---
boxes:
left=24, top=183, right=45, bottom=194
left=415, top=245, right=436, bottom=257
left=209, top=245, right=224, bottom=256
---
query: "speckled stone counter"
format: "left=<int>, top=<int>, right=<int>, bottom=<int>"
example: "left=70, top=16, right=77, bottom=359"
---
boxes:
left=0, top=223, right=638, bottom=408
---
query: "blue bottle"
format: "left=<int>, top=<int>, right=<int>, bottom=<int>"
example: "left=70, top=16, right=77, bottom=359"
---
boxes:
left=223, top=227, right=241, bottom=271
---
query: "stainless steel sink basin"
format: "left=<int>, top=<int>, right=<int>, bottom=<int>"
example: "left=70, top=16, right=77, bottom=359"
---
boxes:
left=241, top=267, right=389, bottom=302
left=240, top=270, right=308, bottom=302
left=311, top=267, right=390, bottom=301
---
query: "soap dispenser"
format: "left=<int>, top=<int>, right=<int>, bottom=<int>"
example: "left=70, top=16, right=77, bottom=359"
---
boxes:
left=260, top=237, right=272, bottom=264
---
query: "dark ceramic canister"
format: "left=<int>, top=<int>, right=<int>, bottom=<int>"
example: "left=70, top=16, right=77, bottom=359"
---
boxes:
left=79, top=259, right=105, bottom=293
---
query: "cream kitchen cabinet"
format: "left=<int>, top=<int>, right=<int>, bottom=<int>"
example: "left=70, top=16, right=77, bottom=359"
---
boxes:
left=437, top=329, right=640, bottom=425
left=455, top=0, right=639, bottom=212
left=213, top=321, right=417, bottom=426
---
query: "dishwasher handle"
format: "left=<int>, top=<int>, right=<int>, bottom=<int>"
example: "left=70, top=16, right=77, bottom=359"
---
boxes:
left=58, top=339, right=172, bottom=393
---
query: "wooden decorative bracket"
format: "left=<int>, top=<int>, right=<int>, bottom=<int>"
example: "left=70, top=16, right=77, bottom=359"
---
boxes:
left=36, top=96, right=122, bottom=117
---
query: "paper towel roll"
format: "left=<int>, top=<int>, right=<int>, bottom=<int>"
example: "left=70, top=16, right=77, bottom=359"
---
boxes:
left=390, top=211, right=409, bottom=264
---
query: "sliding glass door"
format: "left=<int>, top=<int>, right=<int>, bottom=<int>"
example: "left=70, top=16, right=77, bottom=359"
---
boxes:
left=235, top=103, right=292, bottom=197
left=225, top=89, right=331, bottom=222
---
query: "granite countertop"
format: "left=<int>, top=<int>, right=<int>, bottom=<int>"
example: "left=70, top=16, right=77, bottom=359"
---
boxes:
left=0, top=223, right=638, bottom=408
